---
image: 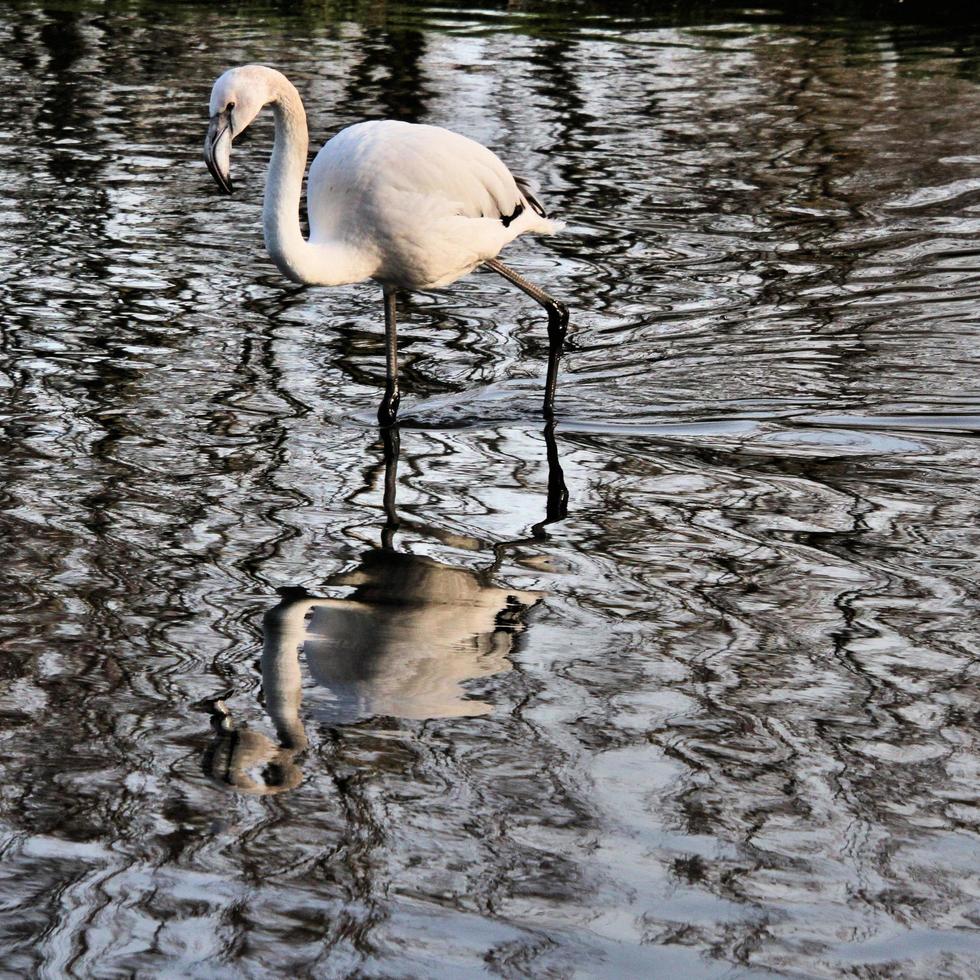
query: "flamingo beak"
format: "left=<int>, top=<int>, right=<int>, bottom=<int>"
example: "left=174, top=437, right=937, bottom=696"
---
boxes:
left=204, top=109, right=233, bottom=194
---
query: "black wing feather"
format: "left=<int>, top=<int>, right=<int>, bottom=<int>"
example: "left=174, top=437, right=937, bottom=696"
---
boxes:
left=514, top=175, right=548, bottom=218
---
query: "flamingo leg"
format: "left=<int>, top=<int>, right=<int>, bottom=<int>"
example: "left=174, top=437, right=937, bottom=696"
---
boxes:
left=484, top=257, right=569, bottom=419
left=378, top=288, right=400, bottom=426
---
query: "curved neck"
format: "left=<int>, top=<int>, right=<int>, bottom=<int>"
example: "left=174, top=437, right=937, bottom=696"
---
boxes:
left=262, top=80, right=372, bottom=286
left=262, top=80, right=316, bottom=283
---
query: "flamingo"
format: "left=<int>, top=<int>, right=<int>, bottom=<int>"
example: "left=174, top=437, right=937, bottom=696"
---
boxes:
left=202, top=64, right=569, bottom=425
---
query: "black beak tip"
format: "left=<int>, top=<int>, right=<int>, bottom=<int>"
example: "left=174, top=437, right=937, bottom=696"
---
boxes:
left=204, top=156, right=234, bottom=195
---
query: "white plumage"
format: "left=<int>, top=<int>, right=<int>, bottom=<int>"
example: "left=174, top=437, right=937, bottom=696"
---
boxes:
left=204, top=64, right=569, bottom=424
left=308, top=120, right=559, bottom=289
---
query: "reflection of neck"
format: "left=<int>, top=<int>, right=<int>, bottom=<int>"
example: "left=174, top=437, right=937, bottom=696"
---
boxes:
left=261, top=600, right=311, bottom=751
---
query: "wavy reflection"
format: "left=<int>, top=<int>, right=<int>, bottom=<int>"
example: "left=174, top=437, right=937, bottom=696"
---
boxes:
left=204, top=426, right=566, bottom=794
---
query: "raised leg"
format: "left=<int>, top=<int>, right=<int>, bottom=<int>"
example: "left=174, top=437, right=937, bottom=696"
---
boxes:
left=484, top=257, right=569, bottom=419
left=378, top=288, right=400, bottom=426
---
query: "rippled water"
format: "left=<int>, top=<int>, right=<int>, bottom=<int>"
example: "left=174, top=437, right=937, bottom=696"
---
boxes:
left=2, top=1, right=980, bottom=975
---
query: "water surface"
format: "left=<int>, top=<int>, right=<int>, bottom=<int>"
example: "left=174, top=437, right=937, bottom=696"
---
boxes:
left=1, top=1, right=980, bottom=976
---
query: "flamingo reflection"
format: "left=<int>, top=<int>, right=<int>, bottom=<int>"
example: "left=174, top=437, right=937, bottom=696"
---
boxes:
left=204, top=426, right=567, bottom=794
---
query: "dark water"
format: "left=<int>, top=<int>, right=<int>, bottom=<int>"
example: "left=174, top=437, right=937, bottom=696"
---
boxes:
left=2, top=1, right=980, bottom=975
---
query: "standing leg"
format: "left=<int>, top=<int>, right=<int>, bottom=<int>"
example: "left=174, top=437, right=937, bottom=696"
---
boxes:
left=378, top=288, right=400, bottom=426
left=484, top=257, right=569, bottom=419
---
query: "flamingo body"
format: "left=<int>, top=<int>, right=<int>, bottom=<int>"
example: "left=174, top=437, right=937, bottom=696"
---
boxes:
left=308, top=120, right=556, bottom=289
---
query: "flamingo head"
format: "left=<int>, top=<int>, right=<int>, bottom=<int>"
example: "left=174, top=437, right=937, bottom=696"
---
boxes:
left=203, top=65, right=276, bottom=194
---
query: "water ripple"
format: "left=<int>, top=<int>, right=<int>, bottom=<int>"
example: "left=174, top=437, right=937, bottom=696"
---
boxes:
left=0, top=2, right=978, bottom=976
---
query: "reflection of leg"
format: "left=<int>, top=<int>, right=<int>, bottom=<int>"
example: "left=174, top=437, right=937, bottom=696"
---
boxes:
left=381, top=424, right=401, bottom=551
left=544, top=421, right=569, bottom=525
left=490, top=421, right=570, bottom=570
left=485, top=257, right=569, bottom=419
left=533, top=421, right=569, bottom=539
left=378, top=288, right=400, bottom=426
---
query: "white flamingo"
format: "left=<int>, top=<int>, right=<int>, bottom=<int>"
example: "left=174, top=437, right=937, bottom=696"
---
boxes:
left=203, top=64, right=569, bottom=425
